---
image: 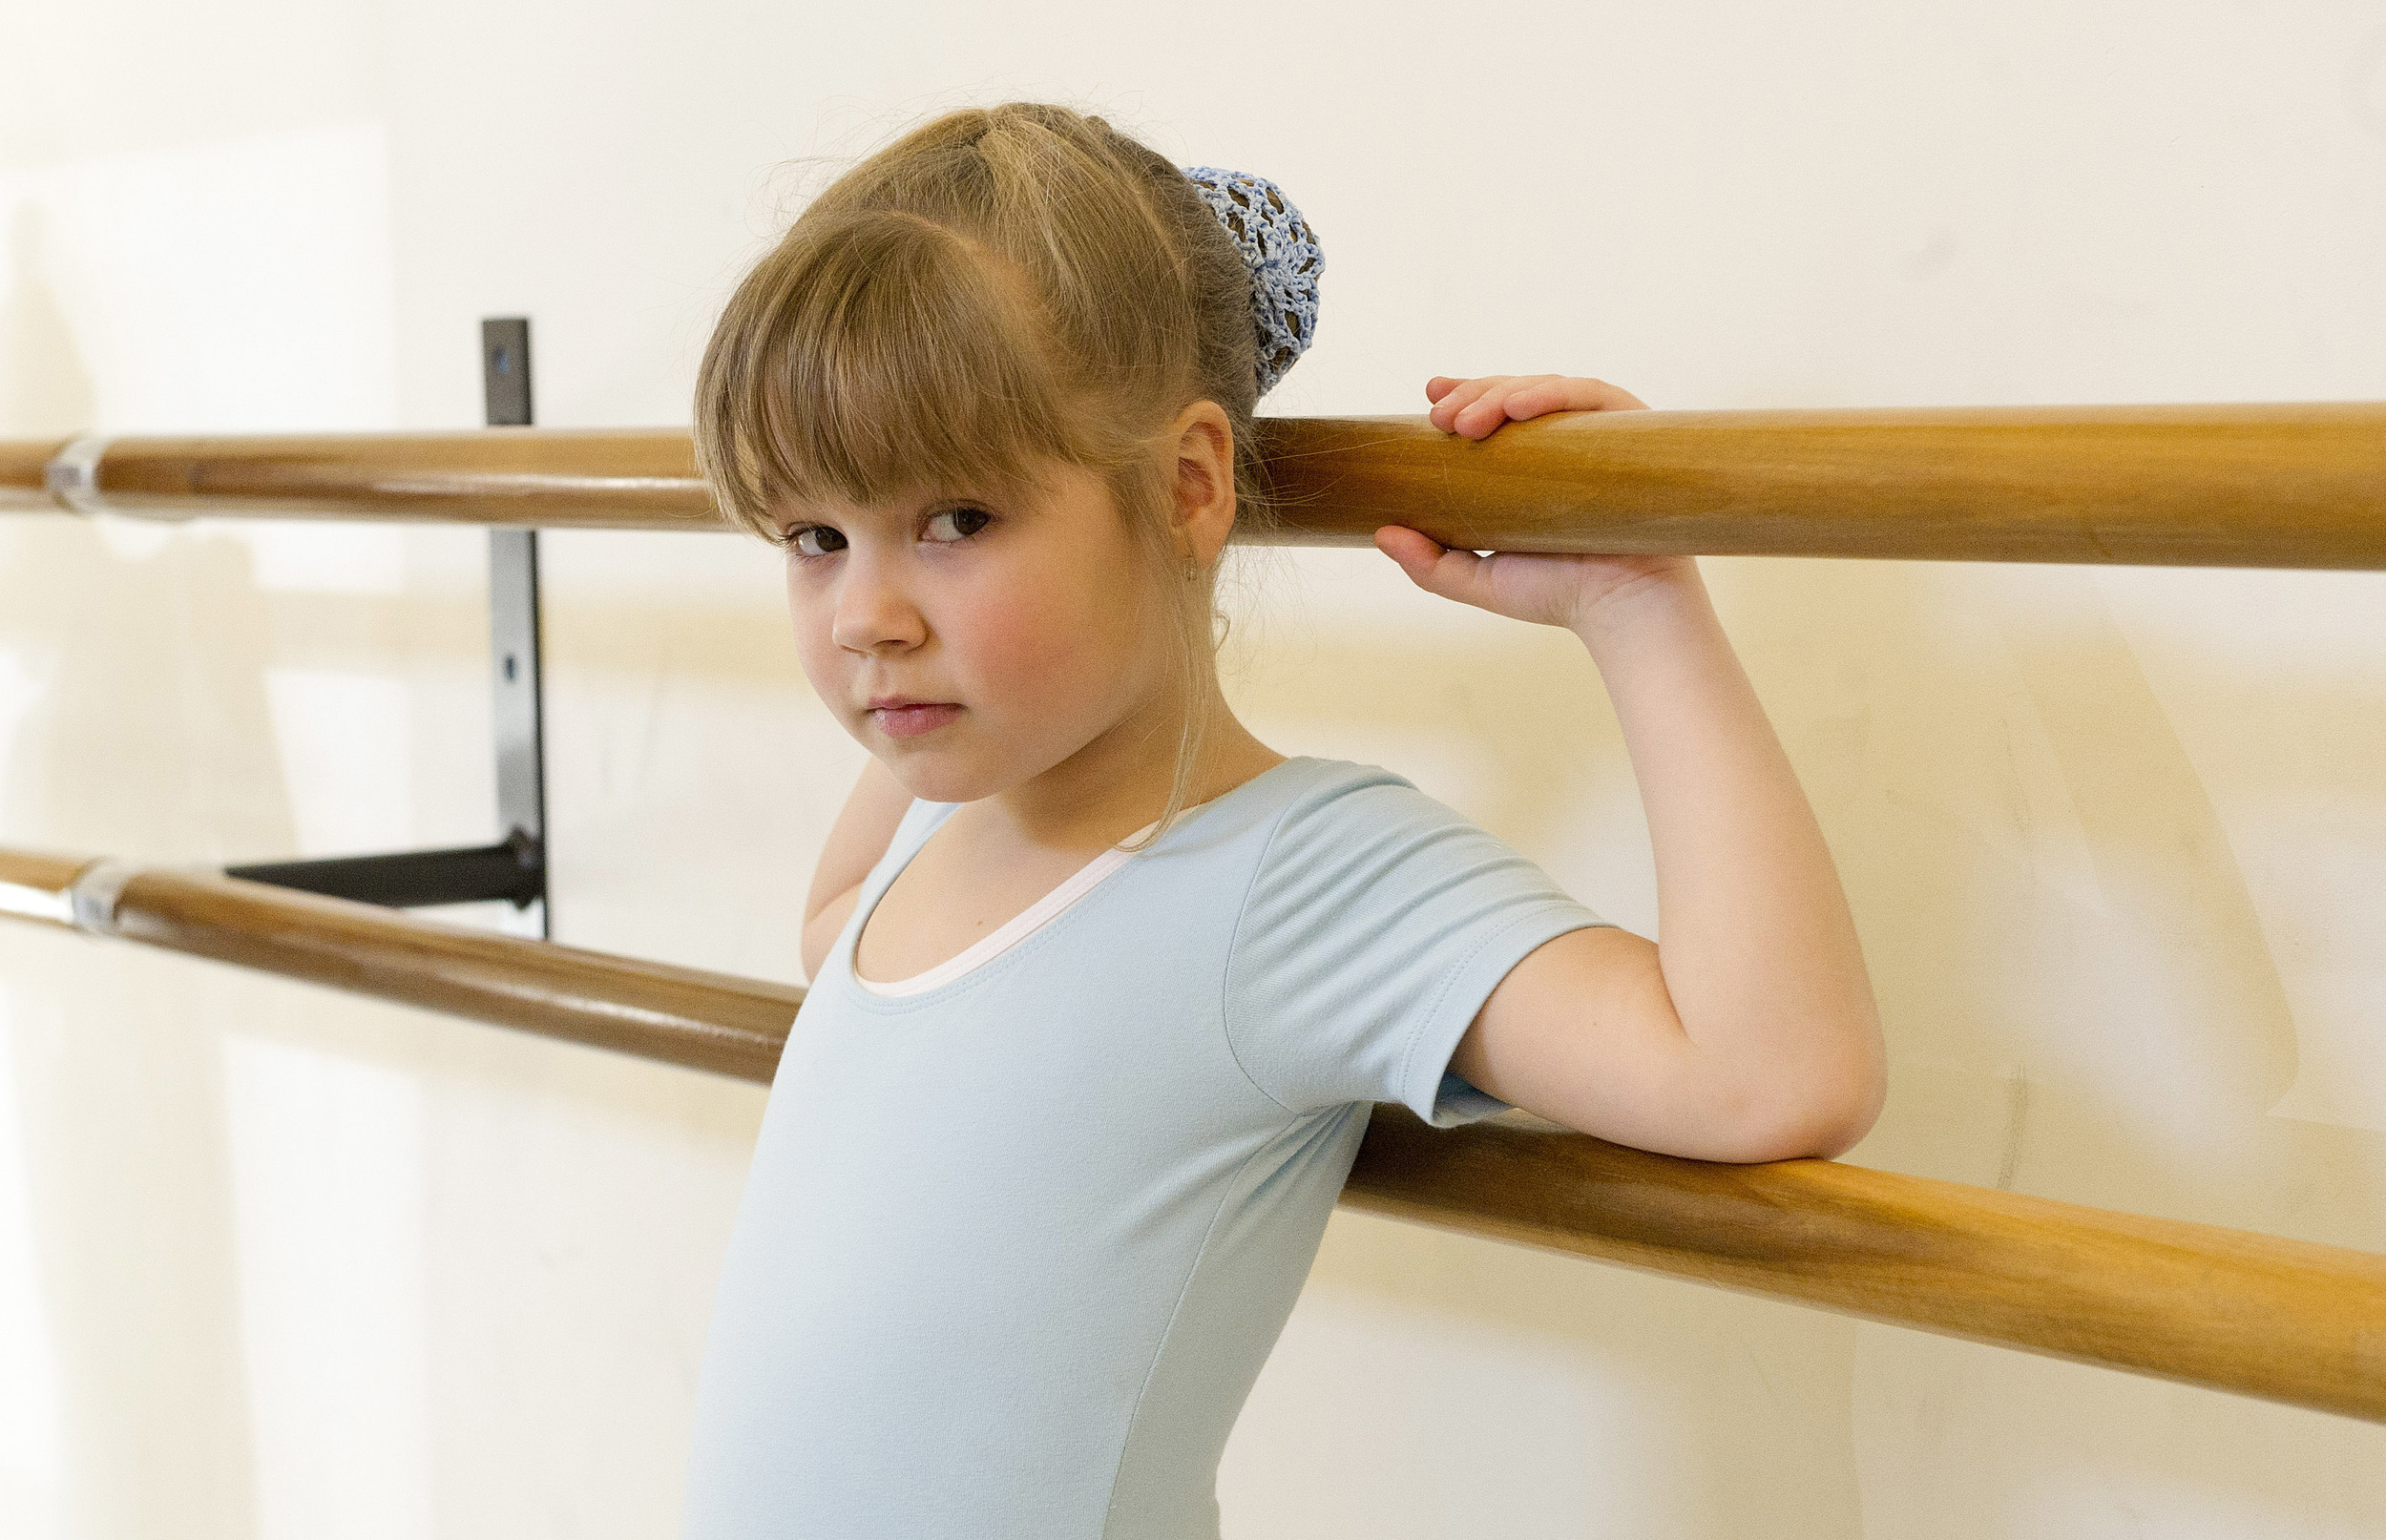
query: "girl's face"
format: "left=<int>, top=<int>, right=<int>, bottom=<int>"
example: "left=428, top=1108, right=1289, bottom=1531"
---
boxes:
left=774, top=461, right=1175, bottom=805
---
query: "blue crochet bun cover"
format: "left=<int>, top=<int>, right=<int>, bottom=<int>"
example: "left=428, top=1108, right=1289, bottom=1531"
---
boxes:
left=1181, top=165, right=1324, bottom=398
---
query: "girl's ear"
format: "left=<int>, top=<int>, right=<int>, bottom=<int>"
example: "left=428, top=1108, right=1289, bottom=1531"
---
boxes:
left=1169, top=399, right=1237, bottom=565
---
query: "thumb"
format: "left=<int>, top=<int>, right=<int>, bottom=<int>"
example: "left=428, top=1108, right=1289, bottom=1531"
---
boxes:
left=1375, top=525, right=1496, bottom=609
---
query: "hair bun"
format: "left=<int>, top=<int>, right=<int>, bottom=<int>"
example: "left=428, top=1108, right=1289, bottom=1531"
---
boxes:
left=1181, top=166, right=1323, bottom=398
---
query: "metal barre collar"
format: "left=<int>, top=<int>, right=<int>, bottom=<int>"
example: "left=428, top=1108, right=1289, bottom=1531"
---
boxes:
left=67, top=859, right=138, bottom=936
left=43, top=435, right=113, bottom=517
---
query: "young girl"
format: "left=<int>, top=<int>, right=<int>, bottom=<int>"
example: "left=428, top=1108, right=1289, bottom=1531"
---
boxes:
left=680, top=101, right=1885, bottom=1538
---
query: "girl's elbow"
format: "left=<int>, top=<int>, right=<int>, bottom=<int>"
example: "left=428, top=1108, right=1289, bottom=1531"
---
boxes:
left=1789, top=1068, right=1889, bottom=1162
left=1736, top=1060, right=1887, bottom=1164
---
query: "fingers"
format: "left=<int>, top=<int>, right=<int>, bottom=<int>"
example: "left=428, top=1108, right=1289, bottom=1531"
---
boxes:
left=1373, top=525, right=1440, bottom=571
left=1505, top=375, right=1648, bottom=416
left=1373, top=525, right=1496, bottom=608
left=1424, top=373, right=1650, bottom=438
left=1471, top=374, right=1566, bottom=435
left=1563, top=377, right=1650, bottom=411
left=1427, top=375, right=1507, bottom=434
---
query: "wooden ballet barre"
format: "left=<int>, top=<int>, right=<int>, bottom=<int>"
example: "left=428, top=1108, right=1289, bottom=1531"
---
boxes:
left=6, top=842, right=2383, bottom=1424
left=0, top=845, right=798, bottom=1081
left=7, top=401, right=2386, bottom=568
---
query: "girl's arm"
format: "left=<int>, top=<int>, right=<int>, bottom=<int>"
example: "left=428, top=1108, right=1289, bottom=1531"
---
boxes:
left=1381, top=374, right=1888, bottom=1163
left=800, top=756, right=915, bottom=982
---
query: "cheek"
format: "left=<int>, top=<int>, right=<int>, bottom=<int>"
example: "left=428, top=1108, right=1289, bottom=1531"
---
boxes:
left=783, top=577, right=848, bottom=697
left=944, top=571, right=1150, bottom=711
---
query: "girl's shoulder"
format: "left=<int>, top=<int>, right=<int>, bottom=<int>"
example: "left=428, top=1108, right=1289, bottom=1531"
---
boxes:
left=1233, top=756, right=1512, bottom=878
left=1185, top=755, right=1428, bottom=847
left=1254, top=756, right=1458, bottom=829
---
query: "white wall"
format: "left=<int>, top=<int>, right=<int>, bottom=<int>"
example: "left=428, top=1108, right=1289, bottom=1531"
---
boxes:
left=4, top=2, right=2385, bottom=1535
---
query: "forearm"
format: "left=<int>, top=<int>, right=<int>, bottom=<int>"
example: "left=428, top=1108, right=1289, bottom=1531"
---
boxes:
left=1574, top=564, right=1885, bottom=1149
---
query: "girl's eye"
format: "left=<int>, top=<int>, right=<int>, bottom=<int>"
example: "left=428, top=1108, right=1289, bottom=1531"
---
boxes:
left=785, top=525, right=846, bottom=557
left=924, top=507, right=992, bottom=544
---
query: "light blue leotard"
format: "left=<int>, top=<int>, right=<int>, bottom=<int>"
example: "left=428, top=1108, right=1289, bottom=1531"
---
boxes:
left=680, top=756, right=1612, bottom=1538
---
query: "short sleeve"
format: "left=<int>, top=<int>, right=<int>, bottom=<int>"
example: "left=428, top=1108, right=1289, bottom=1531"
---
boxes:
left=1222, top=765, right=1615, bottom=1127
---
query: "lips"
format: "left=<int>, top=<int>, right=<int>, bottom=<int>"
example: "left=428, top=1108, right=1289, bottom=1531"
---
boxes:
left=869, top=701, right=962, bottom=739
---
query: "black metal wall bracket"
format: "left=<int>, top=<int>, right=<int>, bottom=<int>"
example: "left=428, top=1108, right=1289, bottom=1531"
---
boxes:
left=224, top=827, right=542, bottom=908
left=225, top=319, right=552, bottom=938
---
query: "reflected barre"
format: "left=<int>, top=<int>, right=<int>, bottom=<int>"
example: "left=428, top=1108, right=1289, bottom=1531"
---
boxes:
left=7, top=402, right=2386, bottom=569
left=5, top=842, right=2383, bottom=1425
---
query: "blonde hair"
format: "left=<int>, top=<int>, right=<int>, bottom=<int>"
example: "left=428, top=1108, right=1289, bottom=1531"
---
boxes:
left=693, top=101, right=1285, bottom=851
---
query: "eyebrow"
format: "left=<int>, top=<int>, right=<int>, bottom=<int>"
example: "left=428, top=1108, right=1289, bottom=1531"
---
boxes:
left=786, top=485, right=1027, bottom=526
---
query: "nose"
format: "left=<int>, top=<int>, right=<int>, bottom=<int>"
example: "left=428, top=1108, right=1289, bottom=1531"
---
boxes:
left=828, top=554, right=928, bottom=656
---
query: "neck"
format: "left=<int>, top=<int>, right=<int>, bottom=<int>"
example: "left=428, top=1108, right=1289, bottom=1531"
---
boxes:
left=981, top=676, right=1283, bottom=851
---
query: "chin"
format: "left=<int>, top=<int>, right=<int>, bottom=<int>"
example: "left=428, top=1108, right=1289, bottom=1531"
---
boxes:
left=875, top=748, right=1003, bottom=805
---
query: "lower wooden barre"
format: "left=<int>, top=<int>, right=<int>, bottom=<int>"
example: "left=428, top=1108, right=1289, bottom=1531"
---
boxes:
left=4, top=843, right=2382, bottom=1422
left=1344, top=1111, right=2386, bottom=1425
left=0, top=437, right=64, bottom=509
left=8, top=404, right=2386, bottom=567
left=0, top=844, right=798, bottom=1081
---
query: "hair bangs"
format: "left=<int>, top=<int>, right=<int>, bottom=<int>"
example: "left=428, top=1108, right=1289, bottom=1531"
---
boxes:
left=697, top=209, right=1096, bottom=538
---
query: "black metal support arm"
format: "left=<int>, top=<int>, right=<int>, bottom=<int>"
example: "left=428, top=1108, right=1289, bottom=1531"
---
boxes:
left=226, top=829, right=542, bottom=908
left=222, top=320, right=552, bottom=928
